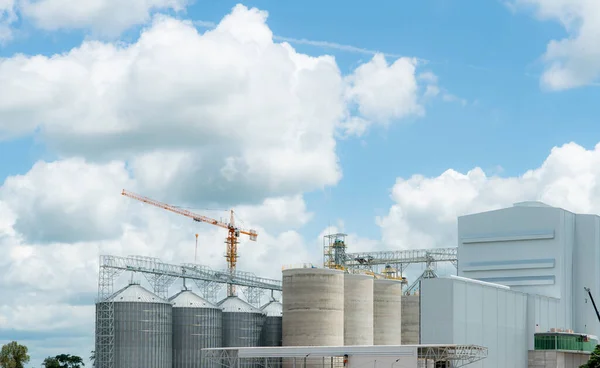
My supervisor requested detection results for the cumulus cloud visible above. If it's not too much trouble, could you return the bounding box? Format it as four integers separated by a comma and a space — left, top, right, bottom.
345, 54, 424, 124
19, 0, 189, 36
513, 0, 600, 90
0, 5, 438, 205
378, 142, 600, 250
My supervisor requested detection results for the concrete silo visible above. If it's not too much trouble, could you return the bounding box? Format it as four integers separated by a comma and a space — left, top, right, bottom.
373, 279, 402, 345
282, 267, 344, 346
218, 296, 265, 347
260, 300, 283, 346
401, 294, 420, 344
169, 289, 222, 368
344, 273, 374, 345
97, 283, 172, 368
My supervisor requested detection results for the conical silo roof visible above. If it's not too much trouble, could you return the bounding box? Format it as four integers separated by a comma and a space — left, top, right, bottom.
260, 300, 282, 317
107, 283, 169, 304
169, 289, 218, 309
217, 296, 263, 314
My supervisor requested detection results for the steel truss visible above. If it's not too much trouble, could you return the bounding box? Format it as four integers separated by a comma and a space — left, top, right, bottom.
344, 247, 458, 295
418, 345, 488, 367
203, 345, 487, 368
95, 254, 281, 368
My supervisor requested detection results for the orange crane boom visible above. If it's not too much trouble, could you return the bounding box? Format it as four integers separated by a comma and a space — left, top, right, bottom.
121, 189, 258, 296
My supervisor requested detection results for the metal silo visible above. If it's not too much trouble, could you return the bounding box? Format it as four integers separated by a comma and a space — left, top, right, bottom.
344, 273, 374, 345
98, 283, 172, 368
260, 300, 282, 346
169, 289, 222, 368
218, 296, 265, 347
218, 296, 265, 368
373, 279, 402, 345
282, 267, 344, 368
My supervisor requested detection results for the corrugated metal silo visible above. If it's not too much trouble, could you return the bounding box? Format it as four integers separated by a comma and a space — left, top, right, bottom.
344, 273, 374, 345
99, 283, 172, 368
373, 279, 402, 345
169, 289, 222, 368
260, 300, 283, 346
218, 296, 265, 347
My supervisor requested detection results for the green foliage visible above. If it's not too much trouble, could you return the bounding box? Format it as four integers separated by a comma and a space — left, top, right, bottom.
581, 345, 600, 367
42, 358, 60, 368
42, 355, 85, 368
0, 342, 30, 368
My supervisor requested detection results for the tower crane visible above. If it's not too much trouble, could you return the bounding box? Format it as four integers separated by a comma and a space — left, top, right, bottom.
121, 189, 258, 296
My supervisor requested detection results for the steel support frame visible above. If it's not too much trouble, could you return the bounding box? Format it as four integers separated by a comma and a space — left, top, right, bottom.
95, 265, 123, 368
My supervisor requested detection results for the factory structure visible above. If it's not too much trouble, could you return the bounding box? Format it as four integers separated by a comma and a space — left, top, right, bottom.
95, 198, 600, 367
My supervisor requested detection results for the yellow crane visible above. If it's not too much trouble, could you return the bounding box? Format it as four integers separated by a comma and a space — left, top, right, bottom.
121, 189, 258, 296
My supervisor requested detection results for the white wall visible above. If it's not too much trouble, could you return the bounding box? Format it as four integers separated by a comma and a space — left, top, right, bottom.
573, 214, 600, 338
457, 202, 574, 330
421, 277, 528, 368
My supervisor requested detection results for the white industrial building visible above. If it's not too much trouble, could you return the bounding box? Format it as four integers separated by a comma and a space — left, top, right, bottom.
420, 201, 600, 367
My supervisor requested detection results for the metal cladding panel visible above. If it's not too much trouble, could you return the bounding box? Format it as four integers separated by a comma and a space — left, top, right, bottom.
172, 306, 222, 368
373, 279, 402, 345
222, 311, 266, 347
421, 277, 529, 368
344, 273, 374, 345
107, 301, 173, 368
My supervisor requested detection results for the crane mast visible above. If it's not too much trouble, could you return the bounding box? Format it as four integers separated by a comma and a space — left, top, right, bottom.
121, 189, 258, 296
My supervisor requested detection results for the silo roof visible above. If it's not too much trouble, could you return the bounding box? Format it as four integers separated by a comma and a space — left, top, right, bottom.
218, 296, 264, 314
169, 290, 218, 309
260, 301, 282, 317
108, 284, 169, 303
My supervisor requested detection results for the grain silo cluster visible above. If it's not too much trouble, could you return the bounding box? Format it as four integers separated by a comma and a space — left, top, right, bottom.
95, 283, 283, 368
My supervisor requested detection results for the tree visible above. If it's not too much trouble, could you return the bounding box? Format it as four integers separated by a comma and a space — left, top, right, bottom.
581, 345, 600, 367
42, 355, 84, 368
42, 358, 60, 368
89, 351, 94, 368
0, 342, 30, 368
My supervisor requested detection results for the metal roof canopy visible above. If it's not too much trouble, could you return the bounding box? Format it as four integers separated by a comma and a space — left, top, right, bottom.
202, 344, 488, 367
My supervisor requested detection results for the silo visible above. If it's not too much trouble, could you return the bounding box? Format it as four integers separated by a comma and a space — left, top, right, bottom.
169, 289, 222, 368
282, 267, 344, 367
260, 300, 283, 346
373, 279, 402, 345
96, 283, 172, 368
218, 296, 265, 347
344, 273, 374, 345
401, 294, 420, 344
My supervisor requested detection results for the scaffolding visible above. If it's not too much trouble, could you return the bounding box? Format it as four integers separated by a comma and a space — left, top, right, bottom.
95, 254, 281, 368
323, 233, 348, 270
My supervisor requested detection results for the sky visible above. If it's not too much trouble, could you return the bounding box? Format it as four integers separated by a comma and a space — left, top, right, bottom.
1, 0, 600, 365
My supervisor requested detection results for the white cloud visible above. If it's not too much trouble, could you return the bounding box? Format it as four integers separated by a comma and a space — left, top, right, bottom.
0, 4, 442, 204
0, 0, 16, 42
378, 142, 600, 250
513, 0, 600, 90
19, 0, 189, 36
345, 54, 424, 124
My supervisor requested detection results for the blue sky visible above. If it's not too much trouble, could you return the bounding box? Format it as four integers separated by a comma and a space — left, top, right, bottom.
2, 0, 600, 366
